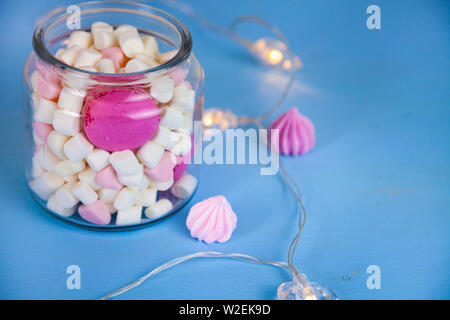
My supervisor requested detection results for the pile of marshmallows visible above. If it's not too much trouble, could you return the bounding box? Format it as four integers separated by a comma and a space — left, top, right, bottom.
29, 22, 198, 226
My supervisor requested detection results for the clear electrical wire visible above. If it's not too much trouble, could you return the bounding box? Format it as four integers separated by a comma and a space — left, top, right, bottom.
99, 0, 335, 300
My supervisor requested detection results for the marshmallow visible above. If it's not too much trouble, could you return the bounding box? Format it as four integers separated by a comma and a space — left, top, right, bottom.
135, 187, 157, 207
144, 199, 173, 219
96, 165, 122, 190
31, 155, 44, 178
114, 187, 138, 211
170, 131, 192, 156
114, 24, 138, 38
54, 48, 66, 60
119, 30, 144, 58
34, 98, 57, 124
149, 178, 173, 191
47, 194, 76, 217
118, 164, 144, 187
136, 141, 164, 168
74, 48, 103, 68
59, 45, 82, 66
99, 188, 120, 203
53, 159, 86, 177
78, 168, 102, 190
105, 202, 117, 214
57, 87, 86, 113
47, 131, 70, 159
144, 151, 176, 182
71, 181, 98, 205
151, 126, 180, 150
31, 93, 40, 112
64, 133, 93, 162
135, 53, 158, 68
91, 21, 114, 33
68, 31, 92, 48
54, 182, 78, 209
86, 148, 110, 171
116, 205, 143, 225
63, 174, 78, 184
93, 30, 117, 50
159, 107, 184, 130
150, 78, 174, 103
29, 171, 65, 200
138, 174, 152, 190
181, 112, 193, 132
109, 150, 140, 176
78, 200, 111, 225
142, 35, 159, 59
158, 50, 178, 63
101, 46, 125, 72
37, 74, 62, 100
171, 173, 197, 199
53, 110, 81, 136
96, 58, 116, 73
37, 145, 61, 171
33, 121, 53, 143
171, 83, 195, 113
30, 71, 39, 91
124, 59, 148, 73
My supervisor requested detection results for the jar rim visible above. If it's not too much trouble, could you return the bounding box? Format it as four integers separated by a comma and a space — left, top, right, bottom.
32, 0, 193, 77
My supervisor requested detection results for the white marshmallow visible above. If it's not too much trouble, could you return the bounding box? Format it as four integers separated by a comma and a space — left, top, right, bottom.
99, 188, 120, 203
30, 71, 39, 91
85, 148, 110, 171
29, 171, 65, 200
31, 155, 44, 178
151, 126, 180, 150
150, 78, 174, 103
171, 174, 197, 199
47, 131, 70, 159
78, 168, 102, 190
171, 83, 195, 113
159, 107, 184, 130
64, 133, 93, 162
170, 131, 192, 156
119, 30, 144, 58
35, 98, 57, 124
93, 30, 116, 50
135, 53, 158, 68
74, 48, 103, 68
54, 182, 78, 209
91, 21, 113, 33
54, 48, 67, 61
136, 174, 151, 190
181, 112, 193, 132
149, 178, 173, 191
109, 150, 140, 176
47, 194, 76, 217
32, 92, 40, 111
114, 187, 138, 211
77, 65, 97, 72
124, 59, 148, 73
142, 35, 159, 59
37, 145, 61, 171
53, 159, 86, 177
53, 110, 81, 136
33, 131, 43, 145
114, 24, 138, 38
68, 31, 92, 48
60, 45, 82, 66
118, 164, 144, 187
96, 58, 116, 73
71, 181, 98, 205
116, 205, 143, 225
136, 141, 164, 168
144, 199, 173, 219
63, 174, 78, 184
135, 187, 157, 206
57, 87, 86, 113
158, 50, 178, 63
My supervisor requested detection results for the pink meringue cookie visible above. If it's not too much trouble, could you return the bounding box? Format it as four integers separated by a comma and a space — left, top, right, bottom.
144, 151, 176, 182
83, 87, 160, 152
186, 195, 237, 244
269, 107, 315, 156
78, 200, 111, 225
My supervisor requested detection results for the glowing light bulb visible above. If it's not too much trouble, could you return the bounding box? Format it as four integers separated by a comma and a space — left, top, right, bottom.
203, 114, 213, 127
250, 37, 301, 70
267, 49, 283, 65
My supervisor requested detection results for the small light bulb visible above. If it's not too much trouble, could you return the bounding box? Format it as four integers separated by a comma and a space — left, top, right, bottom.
203, 114, 213, 127
250, 37, 301, 70
267, 49, 283, 65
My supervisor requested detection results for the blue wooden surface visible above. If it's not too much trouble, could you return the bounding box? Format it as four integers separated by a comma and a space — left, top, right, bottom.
0, 0, 448, 299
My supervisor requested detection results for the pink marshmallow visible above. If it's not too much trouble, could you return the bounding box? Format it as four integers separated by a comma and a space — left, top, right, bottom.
173, 162, 187, 182
37, 73, 62, 100
168, 67, 186, 86
78, 200, 111, 225
96, 165, 123, 190
33, 121, 53, 144
144, 151, 176, 182
101, 47, 125, 72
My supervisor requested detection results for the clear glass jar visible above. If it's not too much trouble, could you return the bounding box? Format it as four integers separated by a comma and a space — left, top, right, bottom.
22, 1, 203, 230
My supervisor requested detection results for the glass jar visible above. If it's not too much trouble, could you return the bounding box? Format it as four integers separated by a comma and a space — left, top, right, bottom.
22, 1, 203, 230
